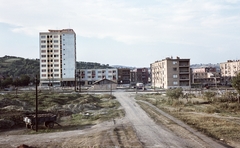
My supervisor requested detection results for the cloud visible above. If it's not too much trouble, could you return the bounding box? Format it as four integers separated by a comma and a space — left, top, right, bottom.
0, 0, 240, 47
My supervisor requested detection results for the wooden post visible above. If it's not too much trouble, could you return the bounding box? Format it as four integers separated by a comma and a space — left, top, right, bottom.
35, 75, 38, 132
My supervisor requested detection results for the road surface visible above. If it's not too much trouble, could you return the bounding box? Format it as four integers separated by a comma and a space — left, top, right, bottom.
114, 91, 227, 148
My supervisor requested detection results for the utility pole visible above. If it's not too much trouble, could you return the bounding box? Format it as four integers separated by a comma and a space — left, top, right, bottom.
75, 69, 77, 92
79, 70, 81, 92
52, 73, 54, 92
35, 75, 38, 132
110, 81, 112, 96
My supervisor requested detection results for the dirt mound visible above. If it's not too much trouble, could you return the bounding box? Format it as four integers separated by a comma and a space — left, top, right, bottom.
80, 95, 101, 104
48, 103, 98, 114
0, 98, 23, 107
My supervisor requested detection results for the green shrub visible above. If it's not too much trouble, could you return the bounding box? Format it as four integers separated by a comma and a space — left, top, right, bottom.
166, 88, 183, 100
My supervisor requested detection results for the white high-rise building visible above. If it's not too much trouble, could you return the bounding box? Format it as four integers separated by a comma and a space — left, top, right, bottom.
39, 29, 76, 86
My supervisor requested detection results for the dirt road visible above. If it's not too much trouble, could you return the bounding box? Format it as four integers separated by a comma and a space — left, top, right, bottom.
0, 91, 228, 148
114, 91, 227, 148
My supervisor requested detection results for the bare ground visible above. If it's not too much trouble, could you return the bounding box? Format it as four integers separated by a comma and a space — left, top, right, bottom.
0, 92, 234, 147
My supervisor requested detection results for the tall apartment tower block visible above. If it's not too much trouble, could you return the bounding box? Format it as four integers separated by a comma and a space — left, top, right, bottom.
151, 57, 190, 89
39, 29, 76, 86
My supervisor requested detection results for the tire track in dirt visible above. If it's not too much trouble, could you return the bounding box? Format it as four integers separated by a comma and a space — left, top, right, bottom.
138, 99, 231, 148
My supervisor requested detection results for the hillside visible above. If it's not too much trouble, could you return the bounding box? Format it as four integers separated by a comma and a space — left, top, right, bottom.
0, 56, 39, 77
0, 56, 113, 77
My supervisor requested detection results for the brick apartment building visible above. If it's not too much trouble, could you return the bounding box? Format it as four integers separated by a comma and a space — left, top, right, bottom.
117, 68, 130, 84
130, 68, 149, 84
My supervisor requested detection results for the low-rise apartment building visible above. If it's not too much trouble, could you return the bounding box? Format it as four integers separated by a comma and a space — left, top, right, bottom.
77, 69, 118, 85
130, 68, 149, 84
151, 57, 190, 89
117, 68, 130, 84
220, 60, 240, 85
192, 67, 221, 87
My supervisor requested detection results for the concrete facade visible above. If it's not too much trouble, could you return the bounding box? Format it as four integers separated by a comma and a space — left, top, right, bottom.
151, 57, 190, 89
192, 67, 221, 87
77, 69, 118, 85
39, 29, 76, 86
220, 60, 240, 85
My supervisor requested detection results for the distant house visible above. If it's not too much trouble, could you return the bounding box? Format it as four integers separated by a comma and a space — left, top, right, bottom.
89, 79, 117, 90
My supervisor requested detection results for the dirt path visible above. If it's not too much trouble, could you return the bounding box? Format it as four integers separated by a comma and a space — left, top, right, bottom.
114, 91, 228, 148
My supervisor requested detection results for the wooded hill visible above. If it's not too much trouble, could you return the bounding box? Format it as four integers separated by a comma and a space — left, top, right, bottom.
0, 56, 113, 77
0, 56, 39, 77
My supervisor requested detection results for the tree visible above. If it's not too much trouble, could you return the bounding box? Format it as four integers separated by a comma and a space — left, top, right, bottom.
13, 77, 20, 87
2, 77, 13, 87
20, 74, 30, 86
231, 72, 240, 103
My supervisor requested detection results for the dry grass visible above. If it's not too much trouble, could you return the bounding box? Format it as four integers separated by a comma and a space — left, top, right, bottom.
178, 113, 240, 142
136, 93, 240, 147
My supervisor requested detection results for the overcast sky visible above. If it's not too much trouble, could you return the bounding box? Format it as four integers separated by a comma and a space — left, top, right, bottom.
0, 0, 240, 67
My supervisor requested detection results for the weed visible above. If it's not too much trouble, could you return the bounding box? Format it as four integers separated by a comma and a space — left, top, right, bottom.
203, 91, 216, 101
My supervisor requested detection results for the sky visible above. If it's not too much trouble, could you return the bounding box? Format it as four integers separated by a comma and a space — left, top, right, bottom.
0, 0, 240, 67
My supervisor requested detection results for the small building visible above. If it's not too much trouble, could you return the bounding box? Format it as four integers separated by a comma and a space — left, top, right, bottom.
77, 68, 118, 86
89, 79, 117, 90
